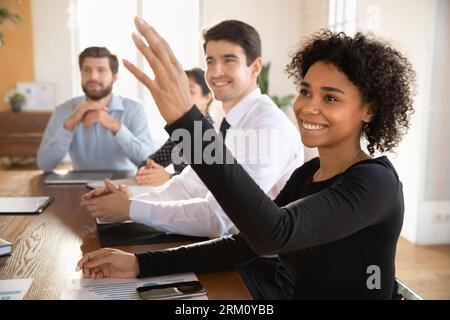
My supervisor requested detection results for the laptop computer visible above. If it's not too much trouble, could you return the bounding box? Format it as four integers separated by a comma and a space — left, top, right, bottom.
0, 196, 54, 215
44, 171, 113, 185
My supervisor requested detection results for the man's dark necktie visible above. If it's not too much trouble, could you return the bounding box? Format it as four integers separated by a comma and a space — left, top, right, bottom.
219, 118, 231, 140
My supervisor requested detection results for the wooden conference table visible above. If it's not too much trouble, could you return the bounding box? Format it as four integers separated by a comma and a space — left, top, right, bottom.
0, 170, 251, 300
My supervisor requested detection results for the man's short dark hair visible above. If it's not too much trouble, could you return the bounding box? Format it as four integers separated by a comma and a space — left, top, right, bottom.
78, 46, 119, 74
203, 20, 261, 66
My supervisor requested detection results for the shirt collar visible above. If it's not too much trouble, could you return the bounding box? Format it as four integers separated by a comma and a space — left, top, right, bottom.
224, 88, 261, 128
107, 94, 124, 112
82, 94, 123, 112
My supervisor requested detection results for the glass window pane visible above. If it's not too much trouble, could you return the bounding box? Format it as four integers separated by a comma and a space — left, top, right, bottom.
344, 20, 356, 36
74, 0, 201, 145
336, 0, 344, 25
142, 0, 200, 144
142, 0, 200, 69
345, 0, 357, 21
329, 0, 336, 27
335, 23, 343, 33
77, 0, 138, 99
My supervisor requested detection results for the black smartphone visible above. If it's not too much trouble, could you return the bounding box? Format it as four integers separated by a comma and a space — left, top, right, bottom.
136, 281, 207, 300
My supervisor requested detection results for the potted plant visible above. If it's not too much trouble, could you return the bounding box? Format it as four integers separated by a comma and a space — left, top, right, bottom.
259, 62, 297, 127
259, 62, 295, 109
0, 7, 21, 48
4, 89, 27, 112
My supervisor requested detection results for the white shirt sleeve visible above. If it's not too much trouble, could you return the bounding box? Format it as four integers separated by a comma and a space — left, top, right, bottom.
132, 166, 209, 202
228, 123, 303, 199
113, 103, 155, 166
36, 107, 75, 172
130, 190, 234, 238
129, 123, 300, 238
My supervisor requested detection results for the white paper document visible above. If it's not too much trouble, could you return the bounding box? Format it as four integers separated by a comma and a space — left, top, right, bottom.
86, 178, 164, 197
62, 272, 207, 300
0, 279, 33, 300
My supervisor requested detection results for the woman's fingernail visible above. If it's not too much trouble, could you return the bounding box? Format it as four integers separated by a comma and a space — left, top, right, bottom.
136, 16, 146, 26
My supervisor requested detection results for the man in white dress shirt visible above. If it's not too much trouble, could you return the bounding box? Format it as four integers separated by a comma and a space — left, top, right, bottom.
80, 20, 303, 238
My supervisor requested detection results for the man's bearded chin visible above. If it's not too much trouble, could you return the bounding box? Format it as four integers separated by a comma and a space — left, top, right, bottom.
82, 82, 113, 101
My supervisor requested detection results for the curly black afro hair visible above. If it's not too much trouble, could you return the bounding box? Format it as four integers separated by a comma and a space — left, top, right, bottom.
287, 30, 416, 154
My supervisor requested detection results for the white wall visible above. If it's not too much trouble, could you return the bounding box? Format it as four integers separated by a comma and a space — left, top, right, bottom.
298, 0, 329, 37
418, 0, 450, 244
357, 0, 450, 244
31, 0, 74, 106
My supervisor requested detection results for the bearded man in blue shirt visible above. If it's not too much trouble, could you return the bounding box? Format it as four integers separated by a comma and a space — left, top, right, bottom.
37, 46, 155, 172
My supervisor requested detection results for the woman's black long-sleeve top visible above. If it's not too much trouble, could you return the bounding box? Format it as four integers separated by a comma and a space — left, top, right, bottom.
136, 107, 404, 299
139, 113, 214, 175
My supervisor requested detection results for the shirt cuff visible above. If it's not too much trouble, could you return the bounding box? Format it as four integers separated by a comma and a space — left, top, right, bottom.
164, 105, 207, 136
135, 251, 166, 278
114, 124, 133, 146
130, 199, 152, 225
135, 253, 150, 278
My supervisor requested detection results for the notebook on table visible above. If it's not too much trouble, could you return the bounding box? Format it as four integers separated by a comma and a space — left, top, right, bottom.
44, 171, 113, 185
0, 238, 12, 256
0, 196, 53, 215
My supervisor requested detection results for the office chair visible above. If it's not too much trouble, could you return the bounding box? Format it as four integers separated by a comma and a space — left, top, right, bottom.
392, 278, 423, 300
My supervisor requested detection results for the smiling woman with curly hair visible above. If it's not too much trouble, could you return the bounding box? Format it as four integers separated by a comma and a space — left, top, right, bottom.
78, 21, 417, 300
287, 30, 415, 155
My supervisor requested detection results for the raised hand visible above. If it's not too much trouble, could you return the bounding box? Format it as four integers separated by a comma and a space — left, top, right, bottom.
123, 17, 192, 124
